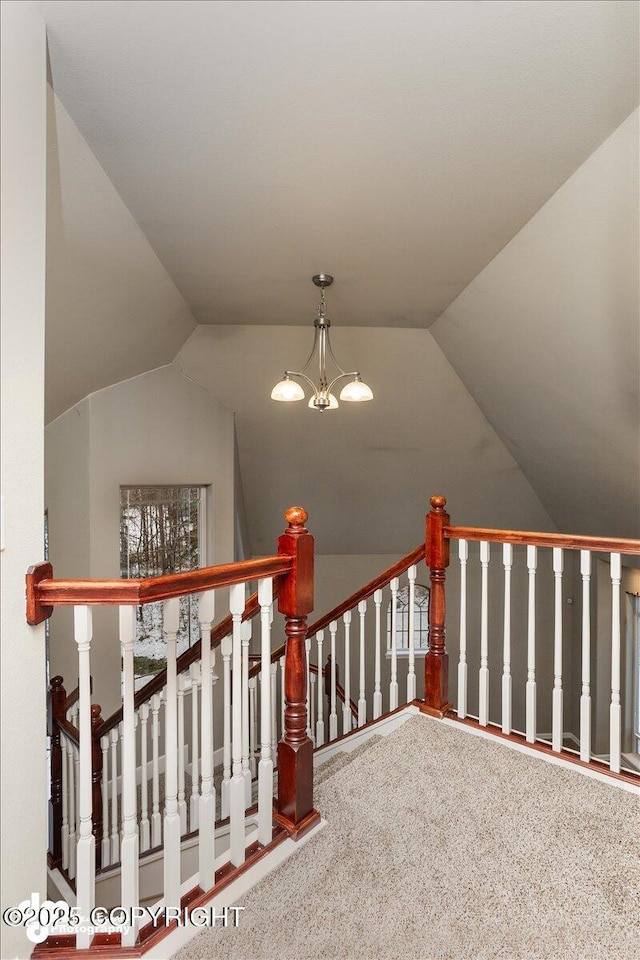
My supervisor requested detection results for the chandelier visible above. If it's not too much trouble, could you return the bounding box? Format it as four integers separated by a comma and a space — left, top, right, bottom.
270, 274, 374, 412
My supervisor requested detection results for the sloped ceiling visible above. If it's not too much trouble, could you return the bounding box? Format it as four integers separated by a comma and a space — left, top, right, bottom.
432, 110, 640, 539
46, 88, 196, 421
37, 0, 638, 330
37, 1, 639, 541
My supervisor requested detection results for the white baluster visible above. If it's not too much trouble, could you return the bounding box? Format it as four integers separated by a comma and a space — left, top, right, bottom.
220, 635, 232, 819
61, 735, 69, 871
342, 611, 352, 735
162, 598, 181, 908
99, 735, 110, 867
150, 693, 162, 847
479, 542, 490, 727
75, 741, 80, 865
501, 543, 513, 734
358, 600, 367, 727
309, 671, 316, 746
389, 578, 399, 711
74, 606, 95, 949
610, 553, 622, 773
552, 548, 564, 752
229, 583, 246, 866
458, 540, 468, 719
139, 703, 150, 853
119, 606, 139, 945
109, 726, 119, 863
580, 551, 592, 762
526, 545, 537, 743
329, 621, 338, 741
257, 577, 273, 845
305, 634, 312, 740
68, 739, 76, 879
177, 675, 187, 834
242, 621, 252, 809
249, 677, 258, 777
197, 590, 216, 893
189, 663, 200, 830
270, 661, 278, 760
315, 631, 325, 746
407, 566, 417, 703
373, 590, 383, 719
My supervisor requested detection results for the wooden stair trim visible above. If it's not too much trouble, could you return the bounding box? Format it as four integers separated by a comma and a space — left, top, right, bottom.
448, 714, 640, 786
34, 824, 288, 959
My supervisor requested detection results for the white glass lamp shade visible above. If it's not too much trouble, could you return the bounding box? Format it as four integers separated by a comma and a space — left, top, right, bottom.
308, 393, 339, 410
339, 378, 373, 402
271, 377, 305, 402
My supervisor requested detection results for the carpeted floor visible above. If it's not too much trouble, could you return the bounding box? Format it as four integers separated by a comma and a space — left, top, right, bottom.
176, 715, 640, 960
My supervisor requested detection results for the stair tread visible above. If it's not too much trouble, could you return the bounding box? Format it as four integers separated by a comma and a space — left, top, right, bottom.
315, 735, 384, 787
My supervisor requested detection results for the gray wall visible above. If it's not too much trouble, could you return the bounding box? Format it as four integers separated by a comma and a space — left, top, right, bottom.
45, 363, 236, 716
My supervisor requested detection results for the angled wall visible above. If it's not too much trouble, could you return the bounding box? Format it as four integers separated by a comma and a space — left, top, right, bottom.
432, 110, 640, 540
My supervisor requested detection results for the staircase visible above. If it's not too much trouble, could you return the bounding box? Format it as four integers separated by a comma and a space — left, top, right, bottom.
23, 495, 640, 958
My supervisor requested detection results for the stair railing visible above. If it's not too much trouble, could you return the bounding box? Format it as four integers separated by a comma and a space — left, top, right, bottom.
250, 542, 427, 747
27, 506, 319, 953
436, 495, 640, 776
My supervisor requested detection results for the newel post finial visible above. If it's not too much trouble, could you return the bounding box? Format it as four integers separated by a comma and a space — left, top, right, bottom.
275, 506, 320, 838
423, 494, 452, 718
284, 506, 308, 532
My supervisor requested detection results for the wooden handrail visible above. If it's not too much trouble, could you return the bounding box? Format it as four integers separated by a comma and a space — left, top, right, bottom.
248, 543, 426, 683
306, 543, 425, 638
26, 555, 292, 624
445, 526, 640, 554
55, 715, 80, 747
96, 589, 270, 739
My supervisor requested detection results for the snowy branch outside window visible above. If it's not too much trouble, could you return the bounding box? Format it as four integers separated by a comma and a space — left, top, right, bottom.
119, 486, 206, 685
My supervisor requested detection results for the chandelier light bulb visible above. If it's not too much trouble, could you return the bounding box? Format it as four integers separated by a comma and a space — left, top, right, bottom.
339, 378, 374, 402
271, 376, 305, 402
269, 274, 374, 412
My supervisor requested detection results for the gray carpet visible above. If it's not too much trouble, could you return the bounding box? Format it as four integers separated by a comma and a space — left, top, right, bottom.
176, 715, 640, 960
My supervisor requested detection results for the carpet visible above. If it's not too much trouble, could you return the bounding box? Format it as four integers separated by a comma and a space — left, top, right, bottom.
176, 715, 640, 960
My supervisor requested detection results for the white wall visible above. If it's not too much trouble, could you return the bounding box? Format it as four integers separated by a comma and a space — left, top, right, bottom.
0, 3, 48, 957
45, 364, 236, 716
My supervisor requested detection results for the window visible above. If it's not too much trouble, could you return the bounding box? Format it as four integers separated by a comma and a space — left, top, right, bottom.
119, 486, 207, 683
386, 583, 429, 657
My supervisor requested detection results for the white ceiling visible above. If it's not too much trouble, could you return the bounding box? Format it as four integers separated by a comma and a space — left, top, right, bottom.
35, 0, 639, 545
37, 0, 638, 328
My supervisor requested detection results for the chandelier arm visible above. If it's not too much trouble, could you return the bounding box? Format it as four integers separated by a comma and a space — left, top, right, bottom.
284, 370, 319, 398
298, 325, 320, 376
327, 371, 360, 394
325, 327, 349, 377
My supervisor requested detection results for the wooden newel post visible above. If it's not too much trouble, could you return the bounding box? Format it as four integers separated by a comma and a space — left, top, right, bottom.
49, 675, 66, 868
91, 704, 104, 870
422, 495, 453, 718
276, 507, 321, 838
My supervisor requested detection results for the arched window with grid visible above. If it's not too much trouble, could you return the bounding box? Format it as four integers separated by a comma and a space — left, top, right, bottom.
386, 583, 429, 656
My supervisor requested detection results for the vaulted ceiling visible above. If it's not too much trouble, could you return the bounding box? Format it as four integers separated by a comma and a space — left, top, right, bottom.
37, 0, 639, 545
